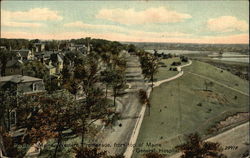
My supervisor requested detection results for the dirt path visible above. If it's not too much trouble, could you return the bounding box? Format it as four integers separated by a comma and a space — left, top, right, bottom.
152, 60, 192, 87
188, 72, 249, 96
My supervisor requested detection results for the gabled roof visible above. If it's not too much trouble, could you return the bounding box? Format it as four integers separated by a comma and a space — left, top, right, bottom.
11, 49, 31, 58
6, 59, 24, 68
0, 75, 42, 83
56, 54, 63, 62
44, 64, 55, 69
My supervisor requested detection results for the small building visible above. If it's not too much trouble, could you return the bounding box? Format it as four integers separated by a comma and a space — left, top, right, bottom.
68, 43, 89, 54
35, 51, 57, 62
11, 49, 34, 61
50, 53, 64, 74
44, 61, 57, 76
33, 43, 45, 52
0, 75, 45, 95
5, 59, 24, 76
0, 75, 46, 130
0, 46, 7, 51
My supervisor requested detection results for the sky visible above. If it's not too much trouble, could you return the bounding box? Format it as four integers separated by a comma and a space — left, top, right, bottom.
1, 0, 249, 44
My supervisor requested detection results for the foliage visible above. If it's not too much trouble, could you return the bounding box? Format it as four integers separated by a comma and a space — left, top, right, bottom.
0, 49, 16, 76
18, 92, 78, 157
144, 152, 165, 158
180, 56, 189, 62
176, 133, 226, 158
171, 61, 181, 66
204, 80, 214, 91
23, 60, 48, 79
138, 51, 159, 88
0, 88, 20, 131
138, 89, 149, 105
0, 129, 25, 157
72, 146, 107, 158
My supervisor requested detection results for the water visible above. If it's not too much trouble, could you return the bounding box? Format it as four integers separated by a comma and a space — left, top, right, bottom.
146, 49, 249, 63
145, 49, 210, 55
212, 57, 249, 63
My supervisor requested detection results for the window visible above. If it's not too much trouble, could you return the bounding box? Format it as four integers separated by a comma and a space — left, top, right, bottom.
33, 83, 38, 91
10, 110, 16, 126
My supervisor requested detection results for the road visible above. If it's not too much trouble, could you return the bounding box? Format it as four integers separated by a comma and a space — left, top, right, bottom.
123, 60, 193, 158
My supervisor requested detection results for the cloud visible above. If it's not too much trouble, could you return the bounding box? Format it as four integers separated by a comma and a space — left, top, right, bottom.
1, 8, 62, 28
96, 7, 191, 25
207, 16, 248, 32
64, 21, 191, 38
64, 21, 127, 32
2, 21, 44, 28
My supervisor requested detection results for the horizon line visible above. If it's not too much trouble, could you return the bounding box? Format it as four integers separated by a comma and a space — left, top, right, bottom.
0, 37, 249, 45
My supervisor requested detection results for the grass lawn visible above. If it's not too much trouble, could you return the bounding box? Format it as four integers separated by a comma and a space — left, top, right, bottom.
133, 60, 249, 158
155, 57, 187, 81
183, 60, 249, 94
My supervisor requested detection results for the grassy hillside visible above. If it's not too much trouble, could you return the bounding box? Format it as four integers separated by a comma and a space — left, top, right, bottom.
155, 57, 186, 81
133, 60, 249, 158
183, 60, 249, 94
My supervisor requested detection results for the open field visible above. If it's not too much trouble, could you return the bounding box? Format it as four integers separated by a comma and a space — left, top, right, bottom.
132, 60, 249, 158
155, 57, 186, 81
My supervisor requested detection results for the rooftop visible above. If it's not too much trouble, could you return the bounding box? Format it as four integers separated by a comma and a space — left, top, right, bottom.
0, 75, 42, 83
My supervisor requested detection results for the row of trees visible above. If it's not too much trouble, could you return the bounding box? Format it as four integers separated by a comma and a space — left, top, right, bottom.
137, 50, 159, 88
0, 85, 120, 157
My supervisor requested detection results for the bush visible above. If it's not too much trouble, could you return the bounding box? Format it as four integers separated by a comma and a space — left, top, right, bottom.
171, 61, 181, 66
180, 56, 189, 62
197, 103, 202, 107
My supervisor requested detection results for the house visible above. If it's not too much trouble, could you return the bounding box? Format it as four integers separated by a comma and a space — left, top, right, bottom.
33, 42, 45, 52
50, 53, 64, 74
0, 75, 45, 129
11, 49, 34, 61
44, 61, 57, 76
68, 43, 90, 54
5, 59, 24, 76
35, 51, 56, 62
0, 75, 45, 94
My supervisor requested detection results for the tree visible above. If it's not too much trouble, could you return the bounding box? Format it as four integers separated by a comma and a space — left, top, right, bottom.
72, 52, 113, 149
100, 68, 113, 98
0, 87, 21, 131
127, 44, 137, 53
204, 81, 214, 91
110, 69, 126, 107
176, 133, 226, 158
72, 146, 107, 158
138, 89, 151, 116
19, 92, 78, 158
23, 60, 48, 79
139, 52, 159, 89
0, 50, 15, 76
0, 89, 26, 157
0, 128, 25, 157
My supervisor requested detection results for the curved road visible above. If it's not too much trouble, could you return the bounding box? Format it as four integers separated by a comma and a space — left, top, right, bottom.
123, 60, 193, 158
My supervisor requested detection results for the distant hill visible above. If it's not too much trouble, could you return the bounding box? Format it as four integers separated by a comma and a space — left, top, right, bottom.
121, 42, 249, 54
